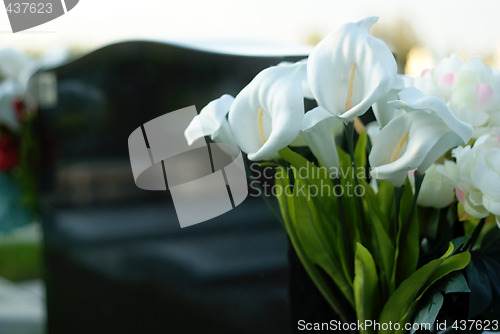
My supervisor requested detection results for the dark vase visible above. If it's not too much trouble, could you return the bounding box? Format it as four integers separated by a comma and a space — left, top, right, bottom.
288, 240, 356, 334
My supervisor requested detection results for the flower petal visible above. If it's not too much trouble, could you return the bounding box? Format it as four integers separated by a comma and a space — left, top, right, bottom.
228, 61, 306, 161
370, 111, 465, 186
185, 94, 234, 145
301, 107, 343, 173
389, 87, 473, 143
307, 16, 397, 121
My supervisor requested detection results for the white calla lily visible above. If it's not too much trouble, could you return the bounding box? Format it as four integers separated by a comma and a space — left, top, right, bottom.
185, 94, 234, 145
370, 90, 473, 186
228, 61, 306, 161
366, 121, 381, 144
393, 87, 473, 143
372, 75, 411, 127
301, 107, 344, 174
307, 16, 397, 121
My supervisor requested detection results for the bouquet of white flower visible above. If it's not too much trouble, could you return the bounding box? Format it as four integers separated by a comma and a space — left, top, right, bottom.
186, 17, 500, 333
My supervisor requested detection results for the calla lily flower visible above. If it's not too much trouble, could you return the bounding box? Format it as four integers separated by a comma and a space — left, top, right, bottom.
372, 75, 412, 127
301, 107, 344, 175
394, 87, 473, 143
185, 94, 234, 145
365, 121, 381, 144
369, 89, 473, 187
307, 16, 397, 121
228, 61, 306, 161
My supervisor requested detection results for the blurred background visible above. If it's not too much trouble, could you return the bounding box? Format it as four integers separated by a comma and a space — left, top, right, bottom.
3, 0, 500, 73
2, 0, 500, 333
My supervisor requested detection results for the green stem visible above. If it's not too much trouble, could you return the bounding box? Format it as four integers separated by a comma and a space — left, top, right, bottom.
333, 177, 355, 284
396, 172, 425, 255
282, 201, 352, 323
461, 218, 486, 252
393, 186, 405, 244
407, 172, 425, 226
344, 122, 367, 241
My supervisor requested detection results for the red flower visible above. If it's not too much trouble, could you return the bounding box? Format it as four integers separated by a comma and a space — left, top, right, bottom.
0, 135, 19, 172
13, 97, 26, 121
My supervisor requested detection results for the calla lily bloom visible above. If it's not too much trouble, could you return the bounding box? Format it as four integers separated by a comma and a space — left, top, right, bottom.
372, 75, 412, 127
228, 61, 306, 161
307, 16, 397, 121
370, 89, 473, 187
394, 87, 473, 143
185, 94, 234, 145
301, 107, 344, 175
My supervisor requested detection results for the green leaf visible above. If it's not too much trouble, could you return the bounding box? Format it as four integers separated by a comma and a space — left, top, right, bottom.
354, 131, 368, 169
277, 149, 355, 306
480, 226, 500, 253
274, 166, 350, 321
443, 273, 471, 294
481, 258, 500, 313
451, 236, 470, 254
356, 175, 395, 298
337, 147, 361, 250
411, 292, 444, 334
291, 169, 354, 305
411, 273, 470, 334
353, 243, 380, 334
379, 244, 471, 334
274, 166, 295, 227
393, 179, 420, 286
465, 258, 493, 318
404, 251, 471, 321
376, 180, 395, 219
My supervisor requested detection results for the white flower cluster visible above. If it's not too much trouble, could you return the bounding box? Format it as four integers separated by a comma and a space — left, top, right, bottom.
454, 134, 500, 227
185, 17, 500, 226
406, 56, 500, 224
0, 48, 67, 132
414, 54, 500, 138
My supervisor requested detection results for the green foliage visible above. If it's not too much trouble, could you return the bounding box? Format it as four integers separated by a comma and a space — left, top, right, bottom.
411, 273, 470, 334
464, 227, 500, 318
379, 244, 470, 334
393, 179, 420, 286
277, 139, 474, 333
354, 243, 381, 334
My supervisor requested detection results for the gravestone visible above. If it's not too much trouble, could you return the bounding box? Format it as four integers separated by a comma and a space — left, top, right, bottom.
31, 40, 307, 334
